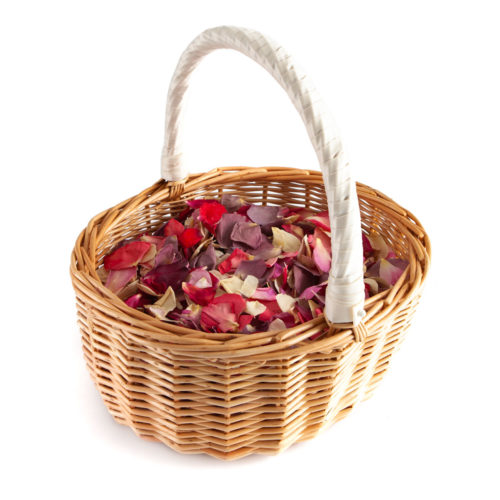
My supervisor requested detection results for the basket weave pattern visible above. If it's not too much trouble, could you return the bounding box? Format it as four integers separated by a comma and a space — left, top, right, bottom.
71, 167, 430, 460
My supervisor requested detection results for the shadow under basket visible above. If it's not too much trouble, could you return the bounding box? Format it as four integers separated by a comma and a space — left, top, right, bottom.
70, 166, 431, 460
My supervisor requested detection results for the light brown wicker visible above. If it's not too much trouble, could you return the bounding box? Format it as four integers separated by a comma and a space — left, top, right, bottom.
70, 27, 430, 460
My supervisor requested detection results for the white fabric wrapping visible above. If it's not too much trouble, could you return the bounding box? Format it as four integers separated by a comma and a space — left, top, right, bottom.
161, 26, 365, 325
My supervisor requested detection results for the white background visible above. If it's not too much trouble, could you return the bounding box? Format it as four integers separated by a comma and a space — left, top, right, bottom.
1, 1, 499, 499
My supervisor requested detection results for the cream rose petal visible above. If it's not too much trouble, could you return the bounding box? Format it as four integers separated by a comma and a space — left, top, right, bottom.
145, 286, 177, 319
240, 275, 259, 298
272, 227, 301, 253
268, 318, 287, 331
276, 293, 296, 312
245, 300, 267, 316
220, 275, 244, 294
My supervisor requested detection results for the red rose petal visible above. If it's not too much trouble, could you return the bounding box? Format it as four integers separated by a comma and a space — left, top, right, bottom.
257, 299, 282, 322
179, 228, 202, 249
103, 241, 152, 271
186, 199, 206, 209
125, 293, 151, 309
182, 282, 217, 306
199, 200, 227, 233
212, 293, 247, 316
238, 314, 253, 330
201, 302, 239, 333
218, 248, 251, 274
164, 218, 185, 237
362, 233, 373, 257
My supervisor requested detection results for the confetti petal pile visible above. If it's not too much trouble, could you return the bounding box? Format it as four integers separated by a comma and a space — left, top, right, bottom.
100, 195, 408, 333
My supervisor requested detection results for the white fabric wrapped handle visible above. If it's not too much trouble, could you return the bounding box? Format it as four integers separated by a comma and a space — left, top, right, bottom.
161, 26, 365, 326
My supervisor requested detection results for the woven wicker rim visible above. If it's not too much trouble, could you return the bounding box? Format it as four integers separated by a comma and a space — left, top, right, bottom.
71, 166, 430, 361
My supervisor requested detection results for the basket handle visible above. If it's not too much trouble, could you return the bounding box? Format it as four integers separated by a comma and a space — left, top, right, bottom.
161, 26, 365, 327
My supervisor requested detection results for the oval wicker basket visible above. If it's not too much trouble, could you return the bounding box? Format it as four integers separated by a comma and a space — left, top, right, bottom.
70, 26, 430, 460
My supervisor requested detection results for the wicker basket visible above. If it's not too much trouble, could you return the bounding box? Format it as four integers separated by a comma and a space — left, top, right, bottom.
70, 26, 430, 460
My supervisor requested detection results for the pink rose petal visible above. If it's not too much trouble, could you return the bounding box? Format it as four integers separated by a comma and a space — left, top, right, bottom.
306, 210, 330, 231
104, 241, 152, 271
251, 287, 277, 301
105, 267, 137, 293
124, 293, 151, 309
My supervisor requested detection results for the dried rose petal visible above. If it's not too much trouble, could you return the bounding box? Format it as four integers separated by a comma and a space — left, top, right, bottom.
380, 258, 407, 285
238, 314, 253, 331
170, 304, 202, 329
199, 200, 227, 233
200, 294, 246, 333
276, 293, 296, 313
362, 233, 373, 257
178, 228, 202, 249
299, 284, 324, 300
282, 224, 304, 239
294, 207, 316, 221
145, 286, 177, 319
220, 275, 244, 294
141, 263, 188, 295
230, 222, 263, 249
182, 271, 218, 306
218, 248, 251, 274
182, 282, 217, 305
247, 205, 280, 225
269, 262, 284, 280
247, 239, 281, 260
272, 227, 301, 253
104, 241, 152, 270
274, 312, 296, 328
237, 204, 251, 217
366, 258, 407, 286
367, 232, 389, 259
212, 293, 247, 316
236, 259, 267, 279
240, 275, 259, 298
364, 278, 379, 296
221, 194, 244, 213
245, 300, 267, 316
257, 300, 282, 322
313, 235, 331, 272
293, 264, 319, 295
116, 279, 139, 300
296, 302, 313, 322
252, 287, 277, 301
140, 235, 167, 249
201, 302, 239, 333
155, 241, 184, 268
186, 199, 206, 209
216, 213, 247, 248
191, 243, 217, 270
268, 318, 287, 331
164, 218, 185, 237
105, 267, 137, 293
306, 210, 331, 231
124, 293, 151, 309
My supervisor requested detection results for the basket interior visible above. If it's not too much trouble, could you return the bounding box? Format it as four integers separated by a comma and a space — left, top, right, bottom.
94, 174, 412, 271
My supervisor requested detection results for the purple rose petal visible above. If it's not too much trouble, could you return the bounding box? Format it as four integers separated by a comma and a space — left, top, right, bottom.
236, 259, 267, 279
191, 243, 217, 270
221, 194, 244, 213
247, 204, 280, 225
216, 213, 247, 248
293, 264, 319, 295
230, 222, 264, 249
141, 262, 188, 294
